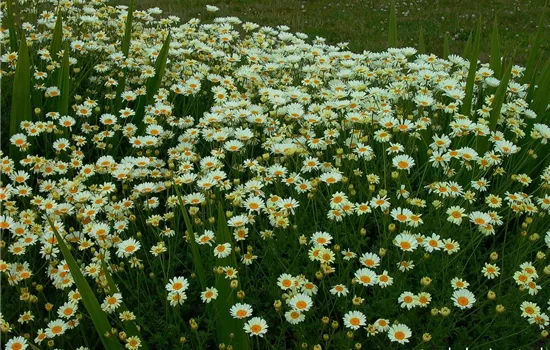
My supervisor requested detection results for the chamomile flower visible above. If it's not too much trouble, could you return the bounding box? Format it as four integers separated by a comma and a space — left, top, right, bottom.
285, 310, 305, 324
244, 317, 268, 337
230, 303, 253, 319
213, 243, 232, 258
398, 291, 418, 309
354, 268, 377, 287
287, 293, 313, 312
451, 289, 476, 309
388, 324, 412, 344
343, 310, 366, 330
166, 276, 189, 293
5, 336, 28, 350
330, 284, 349, 297
481, 263, 500, 279
101, 293, 123, 313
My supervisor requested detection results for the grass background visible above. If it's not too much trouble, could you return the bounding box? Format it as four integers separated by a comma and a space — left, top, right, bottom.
111, 0, 550, 65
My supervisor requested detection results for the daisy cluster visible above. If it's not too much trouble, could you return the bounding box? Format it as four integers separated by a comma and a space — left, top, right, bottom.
1, 0, 550, 348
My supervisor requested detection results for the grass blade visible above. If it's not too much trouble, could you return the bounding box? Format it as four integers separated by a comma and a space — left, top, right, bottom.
461, 20, 481, 117
114, 0, 134, 114
173, 185, 207, 290
47, 217, 124, 349
134, 32, 171, 132
101, 261, 149, 350
388, 0, 398, 48
146, 33, 171, 105
490, 17, 502, 77
443, 32, 450, 59
418, 26, 425, 54
213, 202, 249, 349
523, 5, 546, 87
9, 31, 31, 166
58, 41, 70, 116
462, 31, 473, 59
6, 0, 18, 51
50, 11, 63, 64
531, 57, 550, 124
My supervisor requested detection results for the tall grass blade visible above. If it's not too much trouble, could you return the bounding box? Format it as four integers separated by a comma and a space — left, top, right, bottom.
531, 57, 550, 124
488, 61, 512, 132
114, 0, 134, 115
490, 17, 502, 77
9, 32, 32, 166
50, 11, 63, 64
100, 261, 149, 349
418, 26, 425, 54
173, 185, 207, 289
213, 202, 248, 349
146, 33, 171, 105
47, 218, 124, 349
6, 0, 19, 51
462, 31, 473, 59
388, 0, 398, 48
58, 41, 70, 116
443, 32, 450, 59
523, 5, 546, 88
134, 32, 171, 132
461, 21, 481, 117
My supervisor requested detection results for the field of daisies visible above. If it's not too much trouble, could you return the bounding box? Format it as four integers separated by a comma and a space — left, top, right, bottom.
2, 0, 550, 349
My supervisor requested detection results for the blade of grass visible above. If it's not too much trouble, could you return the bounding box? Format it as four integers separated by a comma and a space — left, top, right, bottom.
462, 31, 473, 59
9, 31, 31, 166
114, 0, 134, 115
418, 26, 425, 54
58, 41, 70, 116
478, 60, 513, 157
388, 0, 397, 48
134, 32, 171, 133
213, 202, 249, 349
100, 261, 149, 350
531, 57, 550, 124
461, 20, 481, 117
490, 17, 502, 78
443, 32, 450, 59
523, 4, 546, 90
46, 217, 124, 349
50, 11, 63, 64
6, 0, 18, 51
173, 185, 207, 290
489, 61, 512, 131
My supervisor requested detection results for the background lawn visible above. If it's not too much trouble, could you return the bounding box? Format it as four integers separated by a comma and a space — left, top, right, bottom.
111, 0, 550, 65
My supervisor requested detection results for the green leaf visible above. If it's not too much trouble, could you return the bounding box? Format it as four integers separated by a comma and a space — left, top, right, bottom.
532, 57, 550, 124
6, 0, 18, 51
146, 33, 171, 105
114, 0, 134, 115
461, 21, 481, 117
523, 4, 546, 89
173, 185, 207, 290
443, 32, 450, 59
388, 0, 398, 48
58, 41, 70, 116
9, 32, 32, 166
490, 17, 502, 77
50, 12, 64, 63
213, 202, 249, 349
477, 60, 513, 157
462, 31, 473, 59
46, 218, 124, 349
418, 27, 425, 54
489, 61, 512, 131
100, 261, 149, 350
134, 32, 171, 132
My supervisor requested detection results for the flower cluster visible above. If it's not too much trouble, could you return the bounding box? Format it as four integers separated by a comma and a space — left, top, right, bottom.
1, 0, 550, 348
